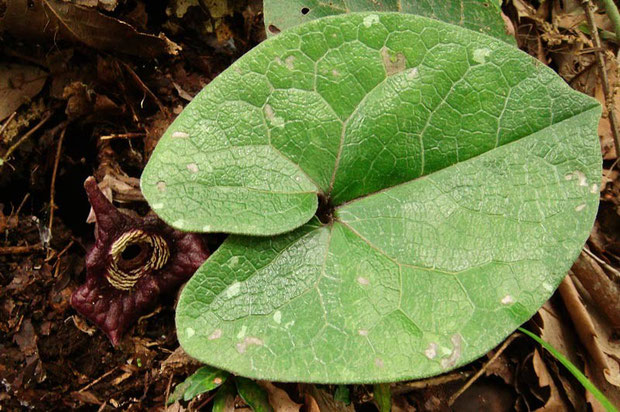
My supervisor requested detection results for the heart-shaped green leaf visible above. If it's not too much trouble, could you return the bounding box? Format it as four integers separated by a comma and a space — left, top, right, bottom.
263, 0, 513, 44
142, 13, 601, 382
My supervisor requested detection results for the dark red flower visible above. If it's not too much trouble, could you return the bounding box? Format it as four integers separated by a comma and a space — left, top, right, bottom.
71, 177, 210, 345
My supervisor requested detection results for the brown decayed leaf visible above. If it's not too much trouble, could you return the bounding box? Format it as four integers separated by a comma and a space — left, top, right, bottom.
0, 64, 47, 122
258, 381, 301, 412
558, 275, 620, 408
571, 251, 620, 329
595, 65, 619, 160
298, 384, 354, 412
531, 349, 568, 411
0, 0, 180, 58
534, 302, 585, 411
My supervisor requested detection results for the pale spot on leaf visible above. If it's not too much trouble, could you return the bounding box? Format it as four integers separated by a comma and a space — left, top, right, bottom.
285, 55, 295, 70
575, 203, 586, 212
273, 310, 282, 324
264, 104, 285, 127
172, 131, 190, 139
358, 329, 369, 336
440, 334, 462, 369
228, 282, 241, 298
357, 276, 370, 285
363, 14, 380, 27
473, 48, 491, 64
185, 327, 195, 338
187, 163, 199, 173
236, 336, 264, 354
424, 342, 438, 359
209, 329, 222, 340
501, 295, 514, 305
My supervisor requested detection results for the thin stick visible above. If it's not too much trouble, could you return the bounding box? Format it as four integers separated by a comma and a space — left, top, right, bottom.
78, 367, 118, 392
448, 333, 521, 406
48, 127, 66, 244
1, 112, 52, 164
0, 112, 17, 138
120, 61, 168, 115
583, 0, 620, 156
100, 132, 145, 141
0, 244, 44, 255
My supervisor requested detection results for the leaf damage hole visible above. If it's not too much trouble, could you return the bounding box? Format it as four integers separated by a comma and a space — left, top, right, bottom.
301, 7, 310, 15
316, 194, 335, 224
381, 47, 406, 76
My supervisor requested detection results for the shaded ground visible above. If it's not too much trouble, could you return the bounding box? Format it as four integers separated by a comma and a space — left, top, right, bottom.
1, 0, 619, 410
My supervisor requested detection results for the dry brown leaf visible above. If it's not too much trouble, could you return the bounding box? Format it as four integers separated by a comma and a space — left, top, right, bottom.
511, 0, 538, 21
304, 394, 321, 412
299, 384, 354, 412
0, 0, 180, 58
70, 390, 102, 405
595, 66, 619, 160
572, 251, 620, 328
534, 302, 585, 411
532, 349, 569, 411
258, 381, 301, 412
67, 0, 118, 11
584, 360, 620, 412
0, 64, 47, 122
559, 275, 620, 389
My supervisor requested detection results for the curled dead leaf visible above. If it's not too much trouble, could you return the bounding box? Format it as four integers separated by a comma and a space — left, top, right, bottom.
0, 0, 180, 58
0, 64, 47, 122
559, 275, 620, 389
258, 381, 301, 412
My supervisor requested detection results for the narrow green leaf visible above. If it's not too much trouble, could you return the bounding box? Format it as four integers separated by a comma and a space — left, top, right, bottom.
183, 366, 228, 402
263, 0, 513, 43
519, 327, 618, 412
213, 380, 237, 412
333, 385, 351, 404
236, 377, 274, 412
373, 383, 391, 412
167, 366, 228, 404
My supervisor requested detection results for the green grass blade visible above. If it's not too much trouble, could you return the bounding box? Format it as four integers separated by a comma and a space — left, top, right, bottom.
518, 327, 618, 412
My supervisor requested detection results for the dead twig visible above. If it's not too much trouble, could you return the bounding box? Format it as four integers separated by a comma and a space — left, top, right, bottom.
100, 132, 145, 140
47, 127, 67, 256
448, 333, 521, 406
0, 112, 17, 139
119, 61, 168, 116
583, 0, 620, 157
0, 112, 52, 165
78, 367, 118, 392
392, 371, 471, 395
0, 244, 44, 255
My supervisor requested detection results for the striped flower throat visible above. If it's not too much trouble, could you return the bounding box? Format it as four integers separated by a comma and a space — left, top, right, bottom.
107, 229, 170, 290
